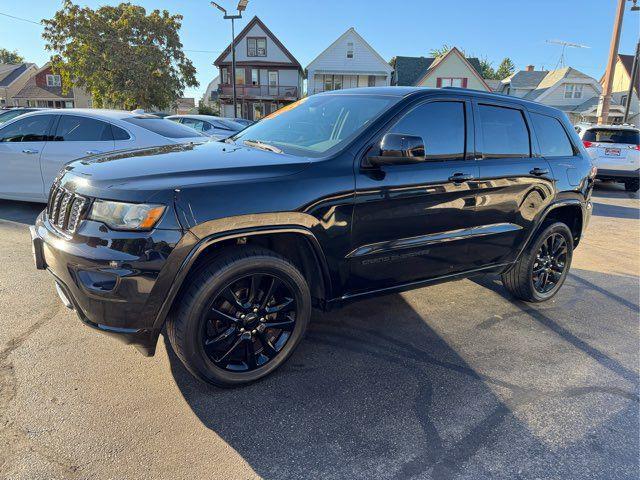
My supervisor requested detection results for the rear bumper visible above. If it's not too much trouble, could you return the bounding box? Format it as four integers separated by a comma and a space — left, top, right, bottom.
31, 211, 196, 356
596, 168, 639, 180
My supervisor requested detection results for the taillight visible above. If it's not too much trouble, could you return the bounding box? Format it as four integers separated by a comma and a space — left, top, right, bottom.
632, 144, 640, 151
582, 140, 593, 148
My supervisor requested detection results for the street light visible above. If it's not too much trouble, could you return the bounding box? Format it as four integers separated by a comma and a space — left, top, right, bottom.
211, 1, 249, 118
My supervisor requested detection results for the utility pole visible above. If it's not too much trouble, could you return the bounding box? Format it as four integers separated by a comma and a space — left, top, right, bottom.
623, 40, 639, 124
211, 2, 248, 118
598, 0, 627, 124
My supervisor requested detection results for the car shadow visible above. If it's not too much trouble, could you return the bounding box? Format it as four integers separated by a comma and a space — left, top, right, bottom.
164, 269, 639, 479
591, 202, 639, 219
592, 181, 639, 200
0, 199, 44, 225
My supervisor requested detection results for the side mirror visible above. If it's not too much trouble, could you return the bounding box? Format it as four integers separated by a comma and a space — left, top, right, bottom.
367, 133, 426, 167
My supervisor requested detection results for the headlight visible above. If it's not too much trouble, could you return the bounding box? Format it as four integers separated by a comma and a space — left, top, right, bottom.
88, 200, 166, 230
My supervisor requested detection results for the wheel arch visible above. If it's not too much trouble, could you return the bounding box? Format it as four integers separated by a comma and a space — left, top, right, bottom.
152, 224, 332, 331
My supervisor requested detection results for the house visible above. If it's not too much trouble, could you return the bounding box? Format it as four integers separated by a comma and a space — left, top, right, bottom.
201, 75, 221, 110
391, 47, 492, 91
174, 97, 196, 115
12, 63, 92, 109
600, 53, 639, 125
214, 16, 303, 120
498, 65, 606, 124
305, 27, 392, 95
0, 63, 38, 107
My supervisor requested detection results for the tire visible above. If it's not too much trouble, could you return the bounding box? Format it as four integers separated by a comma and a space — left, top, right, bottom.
624, 178, 639, 192
167, 247, 311, 387
501, 222, 573, 303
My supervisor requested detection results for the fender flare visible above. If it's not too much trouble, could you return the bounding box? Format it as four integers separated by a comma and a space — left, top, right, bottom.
151, 213, 332, 331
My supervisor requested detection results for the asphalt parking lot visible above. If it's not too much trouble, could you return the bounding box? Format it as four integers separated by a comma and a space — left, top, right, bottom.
0, 182, 638, 480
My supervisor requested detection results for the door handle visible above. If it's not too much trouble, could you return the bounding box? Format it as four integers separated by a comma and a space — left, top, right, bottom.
530, 167, 550, 176
85, 150, 102, 155
22, 149, 39, 154
448, 172, 475, 183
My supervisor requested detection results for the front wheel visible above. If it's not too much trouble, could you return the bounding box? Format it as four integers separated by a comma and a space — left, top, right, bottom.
501, 222, 573, 302
167, 247, 311, 387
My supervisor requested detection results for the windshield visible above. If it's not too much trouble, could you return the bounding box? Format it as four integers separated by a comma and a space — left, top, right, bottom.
583, 128, 639, 144
0, 110, 33, 124
230, 94, 399, 157
124, 116, 206, 139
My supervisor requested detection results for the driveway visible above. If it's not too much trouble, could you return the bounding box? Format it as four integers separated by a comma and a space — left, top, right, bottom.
0, 182, 638, 479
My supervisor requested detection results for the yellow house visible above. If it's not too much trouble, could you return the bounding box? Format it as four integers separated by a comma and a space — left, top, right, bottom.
602, 53, 639, 125
414, 47, 492, 91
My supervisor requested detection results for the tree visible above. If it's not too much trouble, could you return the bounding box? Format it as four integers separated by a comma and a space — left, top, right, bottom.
198, 103, 219, 116
42, 1, 198, 110
478, 58, 496, 79
495, 58, 515, 80
0, 48, 24, 64
429, 44, 459, 58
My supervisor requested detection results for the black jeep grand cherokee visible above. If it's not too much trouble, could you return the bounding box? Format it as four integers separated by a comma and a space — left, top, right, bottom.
31, 87, 594, 387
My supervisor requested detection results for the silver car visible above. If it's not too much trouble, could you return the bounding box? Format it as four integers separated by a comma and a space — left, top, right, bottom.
0, 109, 207, 202
166, 114, 244, 140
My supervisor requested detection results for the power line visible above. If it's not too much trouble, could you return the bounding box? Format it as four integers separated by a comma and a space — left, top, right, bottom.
0, 11, 220, 54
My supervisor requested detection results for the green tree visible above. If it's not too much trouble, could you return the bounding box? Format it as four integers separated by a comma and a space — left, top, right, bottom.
495, 57, 515, 80
429, 44, 458, 58
0, 48, 24, 64
42, 1, 198, 110
478, 58, 496, 79
198, 103, 219, 116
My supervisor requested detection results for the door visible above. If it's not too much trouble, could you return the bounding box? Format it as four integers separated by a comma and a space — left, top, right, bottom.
0, 114, 56, 201
471, 101, 554, 267
40, 115, 116, 191
349, 99, 480, 294
268, 71, 278, 96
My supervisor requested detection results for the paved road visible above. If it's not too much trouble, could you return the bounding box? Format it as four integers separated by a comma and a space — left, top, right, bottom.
0, 182, 638, 480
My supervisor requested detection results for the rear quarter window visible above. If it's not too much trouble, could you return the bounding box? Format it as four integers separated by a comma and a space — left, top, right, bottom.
123, 116, 206, 139
531, 113, 575, 157
582, 128, 639, 144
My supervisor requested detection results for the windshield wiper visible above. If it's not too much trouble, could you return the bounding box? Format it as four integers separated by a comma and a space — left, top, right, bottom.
242, 139, 283, 154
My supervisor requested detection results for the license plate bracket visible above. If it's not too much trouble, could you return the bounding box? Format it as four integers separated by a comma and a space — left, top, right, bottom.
605, 147, 621, 156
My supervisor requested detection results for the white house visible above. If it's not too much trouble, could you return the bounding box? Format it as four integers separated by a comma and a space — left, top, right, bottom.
498, 66, 606, 124
306, 27, 392, 95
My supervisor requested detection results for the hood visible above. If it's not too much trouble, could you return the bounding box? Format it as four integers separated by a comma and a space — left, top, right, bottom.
59, 141, 312, 201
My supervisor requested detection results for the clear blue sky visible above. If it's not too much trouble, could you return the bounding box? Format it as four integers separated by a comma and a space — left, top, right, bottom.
1, 0, 638, 101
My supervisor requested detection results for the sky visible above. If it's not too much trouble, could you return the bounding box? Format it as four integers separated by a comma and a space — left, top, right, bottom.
1, 0, 639, 101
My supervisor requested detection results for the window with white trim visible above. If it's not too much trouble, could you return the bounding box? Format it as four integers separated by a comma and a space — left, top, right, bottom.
46, 74, 61, 87
247, 37, 267, 57
439, 77, 464, 88
346, 42, 354, 59
221, 68, 228, 84
564, 84, 583, 99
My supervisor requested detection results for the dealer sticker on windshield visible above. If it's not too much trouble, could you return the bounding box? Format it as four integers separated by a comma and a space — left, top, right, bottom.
605, 148, 621, 156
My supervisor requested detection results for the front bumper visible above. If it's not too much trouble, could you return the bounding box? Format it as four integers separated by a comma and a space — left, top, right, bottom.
31, 211, 196, 356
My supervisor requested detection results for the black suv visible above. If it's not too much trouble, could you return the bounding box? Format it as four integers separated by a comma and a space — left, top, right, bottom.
31, 87, 594, 387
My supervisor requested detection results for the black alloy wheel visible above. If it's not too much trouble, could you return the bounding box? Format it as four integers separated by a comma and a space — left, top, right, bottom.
202, 273, 297, 372
531, 232, 568, 294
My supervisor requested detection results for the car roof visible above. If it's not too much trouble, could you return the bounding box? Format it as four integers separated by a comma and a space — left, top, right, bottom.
166, 114, 225, 121
17, 108, 151, 122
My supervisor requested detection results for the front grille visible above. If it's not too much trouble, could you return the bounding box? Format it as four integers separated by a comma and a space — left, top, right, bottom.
47, 184, 88, 234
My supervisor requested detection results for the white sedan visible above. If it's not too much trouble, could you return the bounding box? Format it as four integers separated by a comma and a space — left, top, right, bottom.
0, 109, 207, 202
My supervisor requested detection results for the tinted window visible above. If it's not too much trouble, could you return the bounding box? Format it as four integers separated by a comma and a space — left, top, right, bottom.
0, 109, 36, 124
217, 119, 243, 130
181, 118, 206, 132
478, 104, 530, 158
0, 115, 54, 142
124, 116, 206, 139
111, 125, 131, 140
54, 115, 112, 141
583, 128, 639, 145
389, 101, 465, 160
531, 113, 574, 157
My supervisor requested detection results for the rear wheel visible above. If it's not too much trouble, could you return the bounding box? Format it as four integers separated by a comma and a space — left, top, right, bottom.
624, 178, 639, 192
167, 247, 311, 387
501, 222, 573, 302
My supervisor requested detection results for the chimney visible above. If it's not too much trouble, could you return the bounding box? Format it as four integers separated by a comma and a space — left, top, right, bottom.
525, 65, 535, 72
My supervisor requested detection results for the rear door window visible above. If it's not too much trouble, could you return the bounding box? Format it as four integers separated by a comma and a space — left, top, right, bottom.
531, 113, 575, 157
478, 104, 530, 158
54, 115, 113, 141
582, 128, 639, 145
0, 115, 55, 142
123, 116, 206, 139
389, 101, 466, 160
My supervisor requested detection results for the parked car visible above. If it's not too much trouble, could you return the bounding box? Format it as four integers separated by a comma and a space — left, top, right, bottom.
31, 87, 594, 387
575, 123, 639, 192
166, 114, 243, 139
0, 107, 43, 125
231, 118, 255, 127
0, 109, 207, 202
